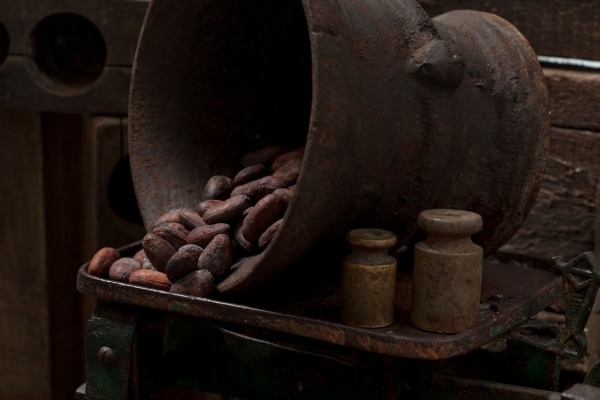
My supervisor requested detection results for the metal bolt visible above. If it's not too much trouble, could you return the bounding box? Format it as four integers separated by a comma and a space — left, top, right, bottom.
98, 346, 116, 366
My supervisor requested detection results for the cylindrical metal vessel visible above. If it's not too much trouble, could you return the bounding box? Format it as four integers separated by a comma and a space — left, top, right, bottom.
341, 229, 397, 328
411, 209, 484, 333
128, 0, 550, 294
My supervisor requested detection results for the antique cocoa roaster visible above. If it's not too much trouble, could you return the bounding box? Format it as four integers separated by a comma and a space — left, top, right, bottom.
77, 0, 600, 399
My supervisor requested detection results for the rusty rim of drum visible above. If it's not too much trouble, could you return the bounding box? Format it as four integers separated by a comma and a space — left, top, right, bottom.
129, 1, 549, 294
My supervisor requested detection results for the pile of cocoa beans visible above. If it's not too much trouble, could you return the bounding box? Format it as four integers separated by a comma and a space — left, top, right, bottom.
87, 144, 303, 298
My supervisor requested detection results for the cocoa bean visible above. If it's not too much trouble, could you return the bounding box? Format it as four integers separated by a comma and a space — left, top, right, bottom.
197, 234, 232, 278
240, 144, 289, 167
230, 175, 286, 201
242, 193, 284, 243
152, 209, 182, 227
152, 222, 188, 250
202, 194, 251, 224
129, 269, 172, 291
234, 219, 259, 254
178, 208, 206, 230
109, 257, 141, 282
166, 249, 198, 282
273, 158, 301, 186
88, 247, 120, 277
202, 175, 234, 200
178, 243, 203, 262
272, 187, 293, 208
196, 199, 223, 217
133, 248, 148, 267
271, 146, 304, 171
142, 232, 176, 272
233, 164, 268, 186
142, 259, 157, 270
170, 269, 215, 297
187, 223, 230, 248
258, 218, 283, 250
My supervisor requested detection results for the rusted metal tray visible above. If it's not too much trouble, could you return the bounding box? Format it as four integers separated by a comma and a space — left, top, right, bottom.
77, 243, 562, 360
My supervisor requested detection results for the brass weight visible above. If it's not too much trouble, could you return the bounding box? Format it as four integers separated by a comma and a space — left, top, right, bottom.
411, 209, 484, 334
341, 228, 397, 328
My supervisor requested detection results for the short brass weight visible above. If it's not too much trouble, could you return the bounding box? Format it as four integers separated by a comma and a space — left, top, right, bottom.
341, 228, 398, 328
411, 209, 484, 334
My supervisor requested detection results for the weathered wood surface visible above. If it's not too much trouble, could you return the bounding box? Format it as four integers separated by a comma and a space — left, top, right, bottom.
0, 0, 148, 113
418, 0, 600, 61
501, 126, 600, 261
0, 109, 51, 400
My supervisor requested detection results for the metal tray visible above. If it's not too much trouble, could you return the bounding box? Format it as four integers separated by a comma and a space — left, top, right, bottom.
77, 243, 561, 360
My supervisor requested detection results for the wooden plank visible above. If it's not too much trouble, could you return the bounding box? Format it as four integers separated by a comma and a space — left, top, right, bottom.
0, 109, 51, 400
543, 68, 600, 132
501, 127, 600, 261
417, 0, 600, 61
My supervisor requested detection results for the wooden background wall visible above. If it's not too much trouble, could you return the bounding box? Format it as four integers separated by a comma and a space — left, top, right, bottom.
1, 1, 600, 399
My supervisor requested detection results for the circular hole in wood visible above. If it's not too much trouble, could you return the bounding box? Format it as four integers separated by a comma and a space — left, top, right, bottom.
30, 13, 106, 90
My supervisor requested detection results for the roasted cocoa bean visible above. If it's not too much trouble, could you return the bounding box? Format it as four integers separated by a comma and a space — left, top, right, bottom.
230, 175, 286, 201
129, 269, 172, 291
178, 208, 206, 229
202, 194, 251, 224
133, 248, 148, 267
142, 232, 177, 272
152, 209, 182, 228
240, 144, 289, 167
166, 249, 198, 282
273, 158, 301, 186
272, 187, 293, 208
88, 247, 120, 277
152, 222, 188, 249
187, 223, 231, 248
196, 199, 223, 217
202, 175, 234, 200
109, 257, 141, 282
258, 218, 283, 250
234, 219, 259, 253
197, 234, 232, 278
142, 259, 157, 270
233, 164, 268, 186
178, 243, 203, 261
271, 147, 305, 171
242, 193, 284, 243
170, 269, 215, 297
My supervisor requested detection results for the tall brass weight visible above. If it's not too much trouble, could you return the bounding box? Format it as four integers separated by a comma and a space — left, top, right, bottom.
411, 209, 484, 334
341, 228, 397, 328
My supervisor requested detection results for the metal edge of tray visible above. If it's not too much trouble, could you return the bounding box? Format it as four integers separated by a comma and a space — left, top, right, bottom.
77, 256, 562, 360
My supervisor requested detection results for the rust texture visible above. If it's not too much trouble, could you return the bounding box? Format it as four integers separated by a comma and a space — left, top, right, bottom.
128, 0, 550, 293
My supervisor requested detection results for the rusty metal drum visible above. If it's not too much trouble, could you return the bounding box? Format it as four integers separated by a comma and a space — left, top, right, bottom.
128, 0, 550, 293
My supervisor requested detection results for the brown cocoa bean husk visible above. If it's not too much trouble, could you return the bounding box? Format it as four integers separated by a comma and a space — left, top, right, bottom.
187, 223, 231, 248
258, 218, 283, 250
271, 147, 305, 171
197, 234, 232, 278
178, 208, 207, 230
178, 243, 203, 262
166, 249, 198, 283
230, 175, 286, 201
203, 194, 252, 225
152, 222, 188, 249
242, 193, 284, 243
109, 257, 141, 282
273, 158, 301, 186
170, 269, 215, 297
240, 144, 289, 167
202, 175, 234, 200
88, 247, 120, 277
141, 259, 157, 270
142, 232, 176, 272
129, 269, 172, 291
233, 164, 268, 186
196, 199, 223, 217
